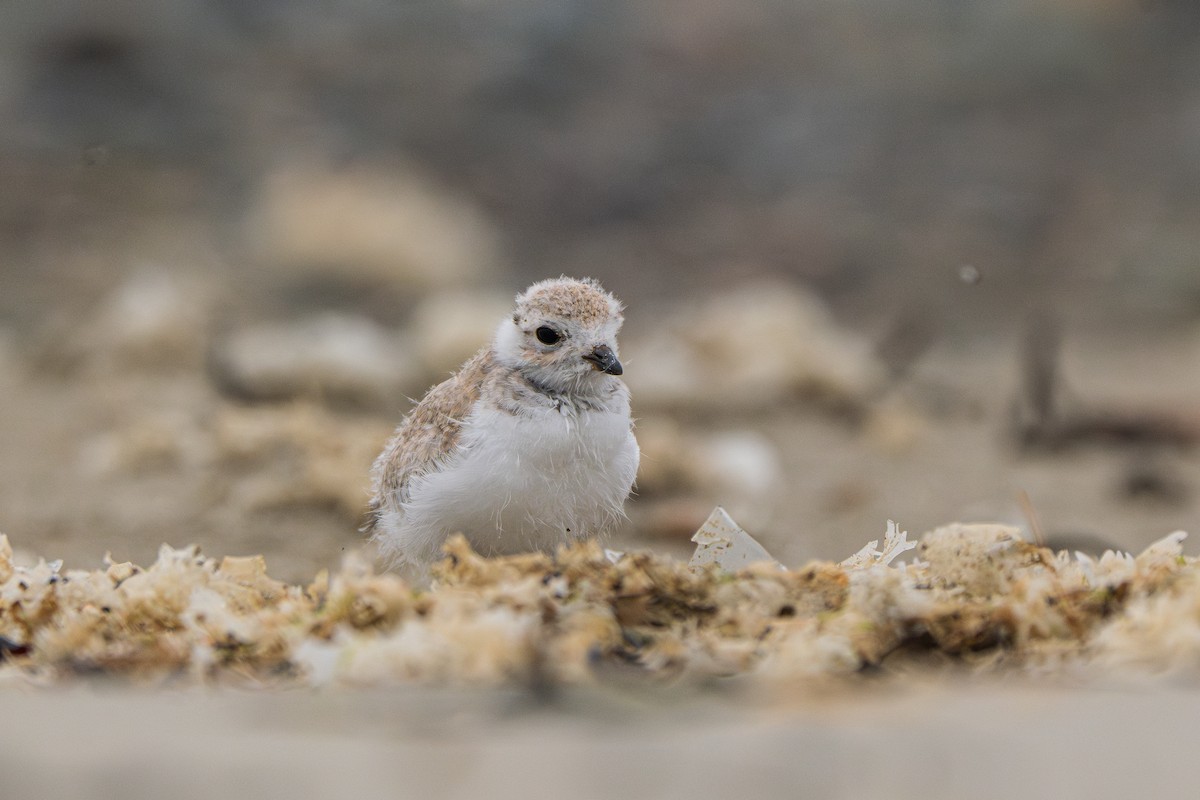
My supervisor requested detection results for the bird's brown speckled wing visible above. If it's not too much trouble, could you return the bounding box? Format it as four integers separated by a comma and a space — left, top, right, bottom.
366, 349, 493, 530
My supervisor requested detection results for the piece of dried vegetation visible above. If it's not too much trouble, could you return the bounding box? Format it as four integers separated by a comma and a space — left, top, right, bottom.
0, 523, 1198, 688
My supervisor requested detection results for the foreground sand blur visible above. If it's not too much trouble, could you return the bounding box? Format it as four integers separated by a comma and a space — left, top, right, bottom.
1, 681, 1194, 799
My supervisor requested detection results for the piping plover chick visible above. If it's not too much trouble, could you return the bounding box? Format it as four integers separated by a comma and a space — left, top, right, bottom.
367, 277, 639, 567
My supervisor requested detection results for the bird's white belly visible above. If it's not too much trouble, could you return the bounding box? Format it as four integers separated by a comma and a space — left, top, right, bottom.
401, 406, 638, 561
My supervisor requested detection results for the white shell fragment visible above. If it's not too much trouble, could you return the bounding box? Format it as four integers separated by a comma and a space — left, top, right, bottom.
689, 506, 782, 571
841, 520, 918, 570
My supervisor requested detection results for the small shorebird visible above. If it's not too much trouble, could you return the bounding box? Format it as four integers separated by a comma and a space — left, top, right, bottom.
367, 277, 639, 567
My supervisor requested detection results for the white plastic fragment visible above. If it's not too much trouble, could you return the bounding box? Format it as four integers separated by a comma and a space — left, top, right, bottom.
689, 506, 782, 571
1071, 530, 1190, 589
1138, 530, 1188, 561
841, 520, 917, 570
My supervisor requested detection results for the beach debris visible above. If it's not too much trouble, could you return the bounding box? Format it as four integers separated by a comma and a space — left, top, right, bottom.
1, 523, 1200, 688
408, 290, 514, 378
35, 269, 211, 373
635, 421, 781, 503
74, 402, 391, 523
209, 313, 418, 408
689, 506, 782, 571
247, 160, 502, 287
840, 520, 917, 570
623, 281, 884, 413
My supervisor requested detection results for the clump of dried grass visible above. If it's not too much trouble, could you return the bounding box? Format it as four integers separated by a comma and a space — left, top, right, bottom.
0, 523, 1196, 688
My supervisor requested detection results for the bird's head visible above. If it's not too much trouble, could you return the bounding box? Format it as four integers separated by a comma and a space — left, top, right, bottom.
494, 276, 626, 394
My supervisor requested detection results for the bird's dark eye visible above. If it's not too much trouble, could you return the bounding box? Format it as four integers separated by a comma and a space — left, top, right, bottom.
535, 326, 561, 345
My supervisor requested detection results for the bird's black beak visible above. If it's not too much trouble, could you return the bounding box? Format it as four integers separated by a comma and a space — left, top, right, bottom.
583, 344, 623, 375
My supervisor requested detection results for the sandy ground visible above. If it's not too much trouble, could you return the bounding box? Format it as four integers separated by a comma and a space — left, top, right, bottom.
2, 320, 1198, 581
1, 680, 1194, 799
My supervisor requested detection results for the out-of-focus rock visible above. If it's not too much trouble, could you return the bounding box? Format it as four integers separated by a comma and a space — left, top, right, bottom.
630, 418, 694, 496
635, 419, 781, 500
210, 313, 419, 409
77, 410, 214, 477
37, 270, 211, 373
408, 290, 512, 378
212, 403, 392, 523
247, 161, 503, 287
634, 419, 781, 536
70, 400, 391, 525
863, 401, 926, 454
695, 431, 783, 498
624, 281, 884, 412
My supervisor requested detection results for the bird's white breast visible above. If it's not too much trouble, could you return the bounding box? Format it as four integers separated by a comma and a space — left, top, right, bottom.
396, 402, 639, 562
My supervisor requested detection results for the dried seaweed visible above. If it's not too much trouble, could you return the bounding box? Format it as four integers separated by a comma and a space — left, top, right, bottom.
1, 521, 1198, 688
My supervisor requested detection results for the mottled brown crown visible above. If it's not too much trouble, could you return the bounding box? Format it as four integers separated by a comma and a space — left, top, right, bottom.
516, 277, 621, 327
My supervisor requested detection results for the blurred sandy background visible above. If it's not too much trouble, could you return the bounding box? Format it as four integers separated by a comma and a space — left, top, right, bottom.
3, 0, 1200, 581
3, 2, 1200, 796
